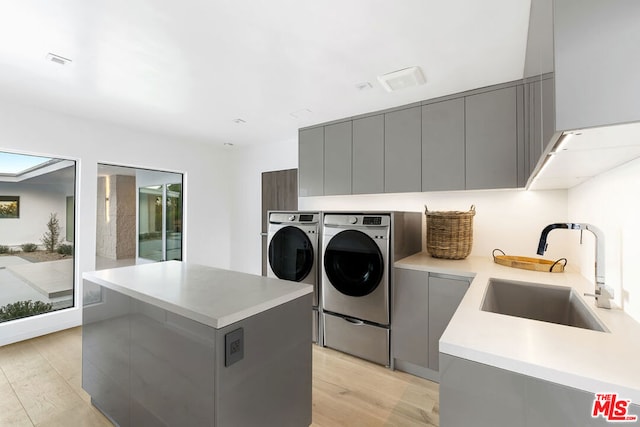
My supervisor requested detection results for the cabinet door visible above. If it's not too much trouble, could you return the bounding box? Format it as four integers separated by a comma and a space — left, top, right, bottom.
392, 268, 428, 368
428, 274, 469, 371
527, 77, 556, 176
465, 86, 520, 190
554, 0, 640, 130
352, 115, 384, 194
422, 98, 465, 191
384, 107, 422, 193
298, 127, 324, 196
324, 121, 352, 195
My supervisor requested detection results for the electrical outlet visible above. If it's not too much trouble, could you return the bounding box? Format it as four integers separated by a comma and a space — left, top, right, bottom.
225, 328, 244, 367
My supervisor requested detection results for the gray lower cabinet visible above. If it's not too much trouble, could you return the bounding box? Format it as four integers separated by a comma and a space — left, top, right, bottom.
465, 85, 523, 190
422, 98, 465, 191
352, 114, 384, 194
392, 268, 429, 368
298, 127, 324, 196
384, 106, 422, 193
427, 274, 470, 371
83, 286, 312, 427
323, 121, 352, 195
392, 268, 470, 381
440, 353, 640, 427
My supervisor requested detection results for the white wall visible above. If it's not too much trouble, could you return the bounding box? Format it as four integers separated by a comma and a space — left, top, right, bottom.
0, 182, 68, 247
300, 189, 570, 261
228, 138, 298, 274
568, 157, 640, 322
0, 100, 232, 345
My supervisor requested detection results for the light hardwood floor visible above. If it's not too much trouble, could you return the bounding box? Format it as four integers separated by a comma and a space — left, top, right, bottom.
0, 327, 439, 426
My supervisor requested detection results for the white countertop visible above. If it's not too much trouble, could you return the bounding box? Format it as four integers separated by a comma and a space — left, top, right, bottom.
395, 252, 640, 402
82, 261, 313, 329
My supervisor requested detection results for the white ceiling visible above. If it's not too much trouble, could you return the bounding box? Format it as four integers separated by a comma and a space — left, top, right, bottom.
0, 0, 532, 147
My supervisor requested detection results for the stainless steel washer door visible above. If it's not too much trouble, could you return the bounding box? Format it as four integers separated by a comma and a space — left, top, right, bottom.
268, 226, 314, 282
323, 230, 384, 297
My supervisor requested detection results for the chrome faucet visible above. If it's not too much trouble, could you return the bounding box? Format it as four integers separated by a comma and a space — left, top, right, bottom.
537, 223, 613, 309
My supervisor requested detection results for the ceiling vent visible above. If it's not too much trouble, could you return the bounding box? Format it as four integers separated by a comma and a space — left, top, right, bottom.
377, 66, 426, 92
46, 53, 72, 66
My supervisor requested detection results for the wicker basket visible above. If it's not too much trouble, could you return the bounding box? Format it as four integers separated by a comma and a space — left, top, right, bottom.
425, 205, 475, 259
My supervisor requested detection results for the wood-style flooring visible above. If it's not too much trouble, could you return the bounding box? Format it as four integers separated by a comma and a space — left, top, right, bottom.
0, 327, 439, 426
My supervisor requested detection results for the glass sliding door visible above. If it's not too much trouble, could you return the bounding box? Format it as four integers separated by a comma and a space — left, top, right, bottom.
138, 182, 182, 262
165, 183, 182, 261
138, 185, 164, 261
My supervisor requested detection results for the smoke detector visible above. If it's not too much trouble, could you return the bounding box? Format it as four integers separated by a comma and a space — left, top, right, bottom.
377, 66, 426, 92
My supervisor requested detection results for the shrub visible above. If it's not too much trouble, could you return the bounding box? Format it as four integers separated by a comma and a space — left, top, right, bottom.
41, 213, 61, 253
21, 243, 38, 252
0, 300, 53, 322
57, 244, 73, 256
0, 245, 9, 254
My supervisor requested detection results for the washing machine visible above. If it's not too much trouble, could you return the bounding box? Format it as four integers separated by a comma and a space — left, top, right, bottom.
267, 211, 320, 342
321, 212, 421, 366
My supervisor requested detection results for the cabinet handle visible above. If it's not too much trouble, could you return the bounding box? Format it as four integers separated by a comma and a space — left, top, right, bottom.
344, 317, 365, 326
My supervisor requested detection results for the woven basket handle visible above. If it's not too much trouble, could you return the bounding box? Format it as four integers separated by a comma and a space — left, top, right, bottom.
425, 204, 476, 214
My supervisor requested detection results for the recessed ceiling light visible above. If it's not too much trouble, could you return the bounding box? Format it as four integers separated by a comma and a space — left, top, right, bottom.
232, 118, 246, 124
377, 66, 426, 92
46, 53, 72, 66
355, 82, 373, 91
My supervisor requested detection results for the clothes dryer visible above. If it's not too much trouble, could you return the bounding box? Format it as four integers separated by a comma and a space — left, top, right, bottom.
321, 212, 421, 366
267, 211, 320, 342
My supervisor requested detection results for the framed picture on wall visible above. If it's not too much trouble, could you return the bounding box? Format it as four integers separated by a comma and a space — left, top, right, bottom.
0, 196, 19, 218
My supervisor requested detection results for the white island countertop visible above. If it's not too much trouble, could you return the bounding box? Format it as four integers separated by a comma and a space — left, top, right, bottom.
82, 261, 313, 329
395, 252, 640, 402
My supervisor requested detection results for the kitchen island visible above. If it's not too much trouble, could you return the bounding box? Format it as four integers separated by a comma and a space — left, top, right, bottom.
82, 261, 313, 427
396, 253, 640, 426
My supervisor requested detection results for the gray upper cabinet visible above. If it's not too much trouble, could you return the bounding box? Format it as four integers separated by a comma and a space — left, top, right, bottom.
384, 107, 422, 193
465, 86, 521, 190
422, 98, 465, 191
554, 0, 640, 131
427, 274, 470, 371
323, 121, 352, 195
298, 127, 324, 197
352, 115, 384, 195
299, 80, 530, 196
526, 76, 556, 176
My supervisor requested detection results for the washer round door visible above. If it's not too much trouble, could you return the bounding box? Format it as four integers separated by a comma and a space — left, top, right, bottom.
268, 226, 314, 282
323, 230, 384, 297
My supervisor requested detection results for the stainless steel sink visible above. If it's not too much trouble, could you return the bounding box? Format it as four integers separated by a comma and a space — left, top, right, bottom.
481, 278, 609, 332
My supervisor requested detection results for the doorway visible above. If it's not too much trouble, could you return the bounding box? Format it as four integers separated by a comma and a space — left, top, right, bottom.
95, 164, 183, 269
261, 168, 298, 276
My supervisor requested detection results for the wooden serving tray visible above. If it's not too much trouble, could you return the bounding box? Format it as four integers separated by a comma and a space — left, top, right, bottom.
492, 249, 566, 273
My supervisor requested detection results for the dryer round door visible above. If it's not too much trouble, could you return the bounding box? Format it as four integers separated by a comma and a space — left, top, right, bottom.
268, 226, 314, 282
323, 230, 384, 297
